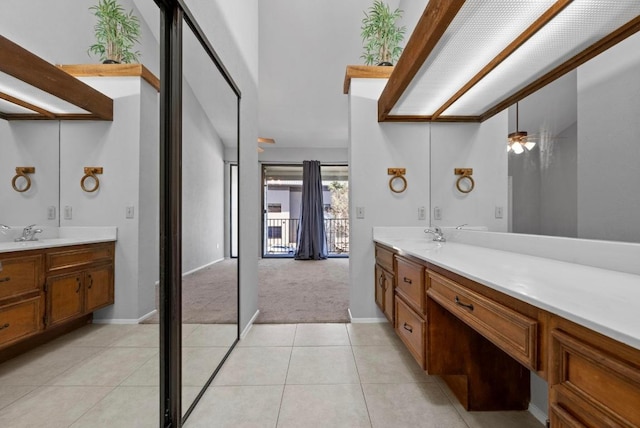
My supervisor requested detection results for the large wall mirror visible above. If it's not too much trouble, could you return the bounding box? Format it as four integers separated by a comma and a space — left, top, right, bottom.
507, 31, 640, 243
180, 12, 240, 418
0, 0, 239, 424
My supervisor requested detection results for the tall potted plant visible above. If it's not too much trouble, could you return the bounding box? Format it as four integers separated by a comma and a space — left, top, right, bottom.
360, 0, 406, 66
88, 0, 141, 64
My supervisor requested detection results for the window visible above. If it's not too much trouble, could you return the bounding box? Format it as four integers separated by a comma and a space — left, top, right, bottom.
268, 203, 282, 213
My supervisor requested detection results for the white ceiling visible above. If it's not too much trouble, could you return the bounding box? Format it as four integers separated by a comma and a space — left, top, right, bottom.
258, 0, 400, 149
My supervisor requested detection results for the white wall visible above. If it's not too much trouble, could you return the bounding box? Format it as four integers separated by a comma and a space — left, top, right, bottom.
181, 79, 226, 273
431, 115, 509, 231
349, 79, 430, 319
577, 32, 640, 243
0, 121, 59, 228
60, 78, 157, 321
259, 147, 348, 164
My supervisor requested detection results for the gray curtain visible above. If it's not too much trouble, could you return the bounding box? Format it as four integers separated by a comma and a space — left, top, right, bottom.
295, 160, 328, 260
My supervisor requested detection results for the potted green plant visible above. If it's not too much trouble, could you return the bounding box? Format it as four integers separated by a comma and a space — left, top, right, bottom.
360, 0, 406, 66
88, 0, 141, 64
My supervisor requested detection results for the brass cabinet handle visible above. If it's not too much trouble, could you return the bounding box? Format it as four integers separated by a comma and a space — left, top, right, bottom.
76, 277, 82, 293
455, 296, 474, 311
378, 274, 384, 286
0, 276, 10, 283
88, 275, 93, 289
403, 322, 413, 333
403, 277, 412, 284
0, 323, 9, 331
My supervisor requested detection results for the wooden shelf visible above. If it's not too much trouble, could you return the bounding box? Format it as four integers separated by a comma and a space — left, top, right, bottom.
343, 65, 394, 95
58, 64, 160, 92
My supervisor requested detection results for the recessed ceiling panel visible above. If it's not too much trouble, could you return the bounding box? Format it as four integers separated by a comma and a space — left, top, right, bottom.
390, 0, 556, 116
444, 1, 640, 116
0, 97, 38, 114
0, 71, 89, 115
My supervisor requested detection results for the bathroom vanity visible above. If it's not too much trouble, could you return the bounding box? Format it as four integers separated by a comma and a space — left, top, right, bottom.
0, 232, 116, 362
374, 228, 640, 427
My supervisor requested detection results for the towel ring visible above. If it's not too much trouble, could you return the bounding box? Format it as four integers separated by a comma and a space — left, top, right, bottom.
81, 167, 103, 193
388, 168, 407, 194
454, 168, 474, 194
12, 167, 35, 193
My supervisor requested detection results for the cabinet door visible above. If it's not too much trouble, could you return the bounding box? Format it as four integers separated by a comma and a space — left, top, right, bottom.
46, 273, 83, 327
375, 264, 386, 312
383, 270, 394, 325
85, 264, 114, 313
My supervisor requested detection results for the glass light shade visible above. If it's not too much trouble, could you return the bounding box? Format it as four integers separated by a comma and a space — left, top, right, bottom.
524, 141, 536, 150
512, 142, 524, 154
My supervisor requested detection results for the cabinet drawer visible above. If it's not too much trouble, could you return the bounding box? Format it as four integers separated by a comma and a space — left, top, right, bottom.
0, 254, 42, 299
0, 297, 41, 347
395, 257, 425, 313
375, 244, 394, 272
427, 272, 537, 370
395, 296, 426, 369
550, 329, 640, 427
46, 243, 114, 273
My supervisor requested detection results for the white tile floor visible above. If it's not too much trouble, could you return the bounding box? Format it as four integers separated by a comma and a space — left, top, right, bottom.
0, 322, 543, 427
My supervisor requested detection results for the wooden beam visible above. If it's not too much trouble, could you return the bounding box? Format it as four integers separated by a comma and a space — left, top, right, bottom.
377, 0, 465, 122
383, 115, 482, 122
59, 64, 160, 92
479, 14, 640, 122
0, 35, 113, 120
0, 91, 55, 118
432, 0, 572, 120
343, 65, 394, 94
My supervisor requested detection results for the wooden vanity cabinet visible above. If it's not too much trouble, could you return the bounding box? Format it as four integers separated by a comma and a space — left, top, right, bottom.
374, 244, 395, 325
548, 319, 640, 428
0, 253, 44, 348
0, 241, 114, 359
45, 243, 114, 328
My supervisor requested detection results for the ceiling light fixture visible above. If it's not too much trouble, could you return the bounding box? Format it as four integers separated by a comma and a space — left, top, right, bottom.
507, 102, 536, 154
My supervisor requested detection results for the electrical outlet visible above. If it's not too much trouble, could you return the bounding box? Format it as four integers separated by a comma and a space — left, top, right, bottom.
47, 206, 56, 220
356, 206, 365, 219
495, 206, 504, 219
125, 206, 135, 219
64, 205, 72, 220
418, 206, 426, 220
434, 206, 442, 220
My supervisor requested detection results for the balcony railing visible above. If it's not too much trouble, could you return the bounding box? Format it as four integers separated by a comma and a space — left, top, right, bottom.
264, 218, 349, 256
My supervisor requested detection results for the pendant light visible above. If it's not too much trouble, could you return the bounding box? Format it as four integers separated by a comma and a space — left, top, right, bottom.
507, 102, 536, 153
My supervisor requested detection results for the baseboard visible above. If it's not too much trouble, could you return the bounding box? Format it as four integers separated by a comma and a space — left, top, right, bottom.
240, 310, 260, 339
348, 308, 387, 323
528, 402, 548, 426
182, 258, 225, 277
137, 309, 157, 323
93, 318, 140, 325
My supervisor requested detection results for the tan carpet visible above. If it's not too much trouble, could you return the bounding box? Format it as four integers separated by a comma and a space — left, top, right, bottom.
143, 258, 349, 324
256, 258, 349, 323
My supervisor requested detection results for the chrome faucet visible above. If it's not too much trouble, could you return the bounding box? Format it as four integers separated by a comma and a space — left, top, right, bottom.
0, 224, 10, 233
15, 224, 42, 242
424, 226, 446, 242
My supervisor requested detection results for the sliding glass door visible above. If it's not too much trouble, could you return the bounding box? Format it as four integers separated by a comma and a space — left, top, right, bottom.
261, 164, 349, 258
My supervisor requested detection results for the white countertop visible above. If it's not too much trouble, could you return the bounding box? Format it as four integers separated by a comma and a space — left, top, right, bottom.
0, 227, 117, 253
374, 232, 640, 351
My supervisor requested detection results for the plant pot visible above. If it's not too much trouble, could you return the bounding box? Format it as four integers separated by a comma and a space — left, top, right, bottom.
377, 61, 393, 66
102, 59, 120, 64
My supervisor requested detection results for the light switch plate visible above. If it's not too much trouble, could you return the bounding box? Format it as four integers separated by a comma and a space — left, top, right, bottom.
47, 206, 56, 220
434, 206, 442, 220
64, 205, 72, 220
495, 206, 504, 219
356, 206, 365, 219
126, 206, 135, 219
418, 206, 426, 220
